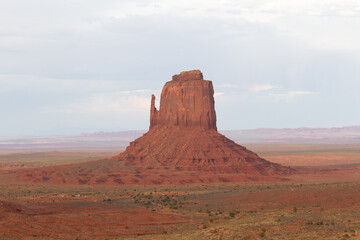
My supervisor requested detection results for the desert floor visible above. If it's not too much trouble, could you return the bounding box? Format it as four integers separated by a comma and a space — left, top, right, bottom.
1, 144, 360, 239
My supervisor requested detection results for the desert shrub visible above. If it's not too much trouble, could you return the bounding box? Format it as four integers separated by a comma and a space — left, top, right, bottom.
259, 228, 266, 238
229, 212, 235, 218
170, 205, 178, 210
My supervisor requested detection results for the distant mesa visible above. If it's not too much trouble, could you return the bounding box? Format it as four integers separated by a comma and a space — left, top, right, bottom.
118, 70, 291, 176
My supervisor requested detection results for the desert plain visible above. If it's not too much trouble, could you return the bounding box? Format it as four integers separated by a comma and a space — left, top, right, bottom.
1, 142, 360, 240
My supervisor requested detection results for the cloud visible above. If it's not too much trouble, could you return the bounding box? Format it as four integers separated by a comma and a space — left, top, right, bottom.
270, 90, 319, 99
250, 84, 277, 93
0, 74, 125, 93
217, 84, 238, 88
214, 92, 224, 97
120, 89, 153, 94
0, 0, 359, 135
287, 91, 318, 96
248, 84, 318, 99
45, 90, 153, 114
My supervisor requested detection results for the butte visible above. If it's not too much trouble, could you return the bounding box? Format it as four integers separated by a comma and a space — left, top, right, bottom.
117, 70, 291, 176
15, 70, 292, 185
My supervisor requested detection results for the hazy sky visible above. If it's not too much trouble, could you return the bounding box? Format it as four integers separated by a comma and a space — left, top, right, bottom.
1, 0, 360, 136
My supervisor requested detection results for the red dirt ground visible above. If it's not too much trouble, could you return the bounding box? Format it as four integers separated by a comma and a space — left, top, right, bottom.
1, 144, 360, 239
4, 153, 360, 186
0, 197, 186, 239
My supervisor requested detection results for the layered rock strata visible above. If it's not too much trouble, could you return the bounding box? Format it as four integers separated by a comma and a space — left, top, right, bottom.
150, 70, 216, 130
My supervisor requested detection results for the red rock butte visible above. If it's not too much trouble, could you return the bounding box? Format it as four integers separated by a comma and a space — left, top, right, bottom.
150, 70, 216, 130
120, 70, 291, 176
14, 70, 292, 185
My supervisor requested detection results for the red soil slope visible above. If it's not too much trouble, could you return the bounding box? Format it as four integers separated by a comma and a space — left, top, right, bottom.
121, 126, 289, 175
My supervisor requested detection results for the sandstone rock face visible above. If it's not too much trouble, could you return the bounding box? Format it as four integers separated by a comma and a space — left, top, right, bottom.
150, 70, 216, 130
121, 70, 291, 176
172, 70, 204, 81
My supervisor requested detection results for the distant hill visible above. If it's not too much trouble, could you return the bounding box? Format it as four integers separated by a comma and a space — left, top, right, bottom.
222, 126, 360, 143
80, 130, 145, 138
1, 126, 360, 151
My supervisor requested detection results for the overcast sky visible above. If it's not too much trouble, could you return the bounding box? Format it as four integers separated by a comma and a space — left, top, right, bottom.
1, 0, 360, 136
